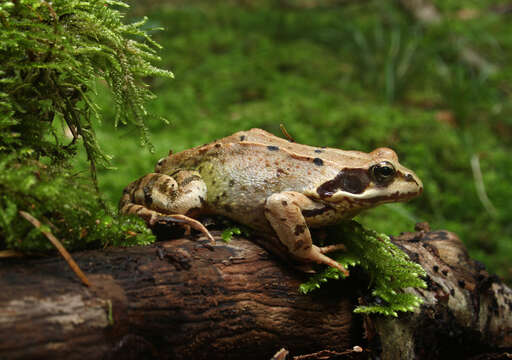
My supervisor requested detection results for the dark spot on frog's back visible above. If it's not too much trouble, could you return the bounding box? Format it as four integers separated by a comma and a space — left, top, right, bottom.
317, 168, 370, 197
240, 135, 246, 141
267, 145, 279, 151
294, 224, 306, 235
294, 239, 305, 250
314, 149, 324, 153
313, 158, 323, 166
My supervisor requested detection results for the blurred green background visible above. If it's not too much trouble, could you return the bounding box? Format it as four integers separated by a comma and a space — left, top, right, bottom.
81, 0, 512, 281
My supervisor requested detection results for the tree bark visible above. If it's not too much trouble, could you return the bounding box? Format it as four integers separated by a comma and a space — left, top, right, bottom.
0, 227, 510, 359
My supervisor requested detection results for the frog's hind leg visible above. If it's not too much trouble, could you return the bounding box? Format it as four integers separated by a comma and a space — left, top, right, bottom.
119, 172, 214, 243
264, 191, 349, 276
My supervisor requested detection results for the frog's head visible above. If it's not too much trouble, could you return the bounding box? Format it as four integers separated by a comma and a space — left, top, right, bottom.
316, 147, 422, 208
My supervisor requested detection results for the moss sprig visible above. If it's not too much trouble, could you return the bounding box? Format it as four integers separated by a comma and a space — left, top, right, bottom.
300, 221, 427, 317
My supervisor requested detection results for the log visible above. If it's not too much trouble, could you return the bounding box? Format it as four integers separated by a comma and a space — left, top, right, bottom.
0, 227, 510, 359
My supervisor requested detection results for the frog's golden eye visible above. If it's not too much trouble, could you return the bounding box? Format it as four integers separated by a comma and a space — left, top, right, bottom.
370, 161, 396, 184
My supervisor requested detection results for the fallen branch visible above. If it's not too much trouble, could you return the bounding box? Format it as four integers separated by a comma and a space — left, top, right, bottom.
0, 228, 510, 359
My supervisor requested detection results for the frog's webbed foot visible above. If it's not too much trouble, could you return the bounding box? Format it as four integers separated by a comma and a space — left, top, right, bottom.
264, 191, 349, 276
120, 172, 214, 244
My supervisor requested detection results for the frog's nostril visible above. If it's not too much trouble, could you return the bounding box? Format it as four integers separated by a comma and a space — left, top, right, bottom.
404, 173, 414, 182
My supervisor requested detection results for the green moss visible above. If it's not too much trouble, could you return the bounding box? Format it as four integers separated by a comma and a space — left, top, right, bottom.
0, 0, 170, 251
0, 155, 154, 251
221, 227, 241, 243
300, 221, 427, 317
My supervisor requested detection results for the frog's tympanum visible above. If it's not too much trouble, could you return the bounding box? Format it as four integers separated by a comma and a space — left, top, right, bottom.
120, 128, 422, 275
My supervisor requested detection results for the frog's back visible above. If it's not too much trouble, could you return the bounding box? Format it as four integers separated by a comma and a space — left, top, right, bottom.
156, 129, 350, 229
224, 129, 373, 164
160, 128, 373, 170
174, 139, 336, 205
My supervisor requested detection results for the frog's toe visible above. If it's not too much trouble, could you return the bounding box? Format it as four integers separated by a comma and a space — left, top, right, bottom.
168, 214, 216, 244
318, 243, 347, 254
309, 246, 349, 276
328, 260, 349, 277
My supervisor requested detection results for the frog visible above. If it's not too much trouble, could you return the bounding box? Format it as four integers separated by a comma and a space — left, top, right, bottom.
119, 128, 423, 275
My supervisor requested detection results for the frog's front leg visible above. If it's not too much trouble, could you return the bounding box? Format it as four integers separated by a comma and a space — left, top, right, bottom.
264, 191, 349, 276
119, 171, 214, 243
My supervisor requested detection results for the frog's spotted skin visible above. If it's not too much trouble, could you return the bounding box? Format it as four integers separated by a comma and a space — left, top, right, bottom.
120, 128, 423, 274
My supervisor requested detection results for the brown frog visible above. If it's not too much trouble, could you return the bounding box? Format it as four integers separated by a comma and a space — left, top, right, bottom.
120, 128, 423, 275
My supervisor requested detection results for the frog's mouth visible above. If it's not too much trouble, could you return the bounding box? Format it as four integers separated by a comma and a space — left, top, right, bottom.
355, 188, 423, 205
325, 188, 420, 206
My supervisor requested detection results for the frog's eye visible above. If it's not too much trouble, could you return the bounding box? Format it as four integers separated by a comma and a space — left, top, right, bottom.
370, 161, 396, 184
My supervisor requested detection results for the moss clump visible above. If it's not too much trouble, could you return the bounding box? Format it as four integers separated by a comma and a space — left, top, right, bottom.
0, 0, 172, 251
300, 221, 426, 317
0, 155, 154, 252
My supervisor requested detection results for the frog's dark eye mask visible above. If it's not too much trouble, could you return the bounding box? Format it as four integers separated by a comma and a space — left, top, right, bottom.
317, 161, 399, 198
370, 161, 396, 184
317, 168, 371, 197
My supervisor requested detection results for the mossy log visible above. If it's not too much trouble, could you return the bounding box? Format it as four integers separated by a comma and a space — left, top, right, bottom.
0, 228, 510, 360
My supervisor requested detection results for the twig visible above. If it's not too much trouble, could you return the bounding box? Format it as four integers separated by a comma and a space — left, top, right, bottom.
293, 346, 364, 359
270, 348, 289, 360
470, 154, 497, 217
280, 123, 295, 142
0, 249, 24, 258
19, 211, 91, 287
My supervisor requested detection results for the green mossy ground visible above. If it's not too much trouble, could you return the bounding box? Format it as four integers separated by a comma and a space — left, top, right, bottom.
81, 1, 511, 283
